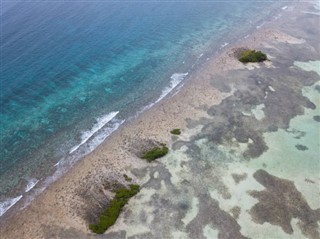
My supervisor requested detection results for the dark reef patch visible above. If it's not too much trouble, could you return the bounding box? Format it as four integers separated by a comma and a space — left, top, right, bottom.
186, 194, 248, 239
243, 136, 268, 158
313, 115, 320, 122
232, 173, 247, 184
305, 178, 315, 184
295, 144, 309, 151
305, 100, 316, 110
249, 169, 320, 239
286, 128, 306, 139
230, 206, 241, 220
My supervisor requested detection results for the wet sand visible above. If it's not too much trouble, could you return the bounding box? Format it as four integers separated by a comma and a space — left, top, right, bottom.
1, 2, 319, 239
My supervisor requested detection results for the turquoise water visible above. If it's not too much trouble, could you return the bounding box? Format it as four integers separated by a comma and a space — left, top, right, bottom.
0, 1, 284, 216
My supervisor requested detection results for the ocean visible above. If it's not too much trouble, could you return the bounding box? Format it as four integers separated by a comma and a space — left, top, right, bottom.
0, 1, 285, 217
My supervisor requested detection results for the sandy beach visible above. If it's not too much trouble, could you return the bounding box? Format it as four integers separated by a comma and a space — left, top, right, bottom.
1, 2, 319, 239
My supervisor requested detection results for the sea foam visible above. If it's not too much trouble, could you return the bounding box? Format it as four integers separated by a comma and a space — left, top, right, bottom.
57, 114, 123, 184
220, 42, 229, 48
84, 118, 125, 155
155, 73, 188, 104
0, 195, 23, 217
69, 111, 119, 153
138, 72, 188, 114
25, 178, 39, 193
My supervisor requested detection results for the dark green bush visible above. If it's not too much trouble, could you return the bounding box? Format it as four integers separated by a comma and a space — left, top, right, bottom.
170, 129, 181, 135
141, 144, 169, 162
123, 174, 132, 182
89, 184, 140, 234
239, 50, 267, 63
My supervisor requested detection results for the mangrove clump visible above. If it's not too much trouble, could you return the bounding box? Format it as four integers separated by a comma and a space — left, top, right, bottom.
141, 144, 169, 162
238, 49, 267, 63
89, 184, 140, 234
170, 128, 181, 135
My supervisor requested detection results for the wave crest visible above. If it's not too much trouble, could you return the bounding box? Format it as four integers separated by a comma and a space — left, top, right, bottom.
69, 111, 119, 153
0, 195, 23, 217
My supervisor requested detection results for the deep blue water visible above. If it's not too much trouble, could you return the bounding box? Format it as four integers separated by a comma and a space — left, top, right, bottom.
0, 1, 284, 216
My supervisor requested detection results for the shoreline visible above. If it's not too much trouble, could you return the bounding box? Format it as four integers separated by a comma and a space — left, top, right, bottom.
1, 2, 319, 238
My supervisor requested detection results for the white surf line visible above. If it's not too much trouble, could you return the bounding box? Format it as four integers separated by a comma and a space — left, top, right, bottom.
69, 111, 119, 153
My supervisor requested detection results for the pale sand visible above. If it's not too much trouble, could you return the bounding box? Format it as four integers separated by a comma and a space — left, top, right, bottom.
0, 3, 316, 238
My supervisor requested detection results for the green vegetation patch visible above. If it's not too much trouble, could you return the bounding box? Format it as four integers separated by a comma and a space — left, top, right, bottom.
170, 128, 181, 135
89, 184, 140, 234
123, 174, 132, 182
238, 50, 267, 63
141, 144, 169, 162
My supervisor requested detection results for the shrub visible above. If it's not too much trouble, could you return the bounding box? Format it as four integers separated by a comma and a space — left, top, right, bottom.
238, 50, 267, 63
170, 129, 181, 135
141, 144, 169, 162
123, 174, 132, 182
89, 184, 140, 234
